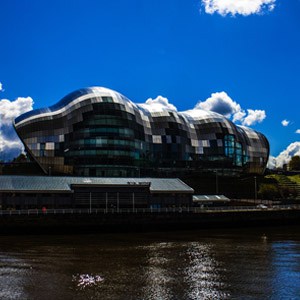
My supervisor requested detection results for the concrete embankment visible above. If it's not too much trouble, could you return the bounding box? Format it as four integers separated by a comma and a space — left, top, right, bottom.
0, 208, 300, 234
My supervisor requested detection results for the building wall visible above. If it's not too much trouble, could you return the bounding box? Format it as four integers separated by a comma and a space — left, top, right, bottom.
0, 192, 72, 210
0, 190, 193, 210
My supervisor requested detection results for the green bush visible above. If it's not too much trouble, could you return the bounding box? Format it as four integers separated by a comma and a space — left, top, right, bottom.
258, 184, 280, 200
279, 186, 297, 199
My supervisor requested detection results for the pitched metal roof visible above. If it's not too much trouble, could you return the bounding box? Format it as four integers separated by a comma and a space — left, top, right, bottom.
0, 176, 194, 194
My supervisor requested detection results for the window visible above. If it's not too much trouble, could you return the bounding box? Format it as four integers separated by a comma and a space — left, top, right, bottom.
224, 135, 244, 167
101, 96, 113, 103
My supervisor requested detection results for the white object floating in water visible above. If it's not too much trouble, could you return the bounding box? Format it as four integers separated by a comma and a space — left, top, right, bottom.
72, 273, 104, 289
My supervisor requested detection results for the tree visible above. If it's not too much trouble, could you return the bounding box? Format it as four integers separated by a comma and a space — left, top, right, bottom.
12, 153, 28, 163
258, 184, 279, 200
289, 155, 300, 171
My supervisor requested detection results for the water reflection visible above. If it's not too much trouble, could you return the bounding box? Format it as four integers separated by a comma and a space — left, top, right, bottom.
184, 242, 229, 299
0, 255, 31, 300
0, 227, 299, 299
271, 241, 300, 299
141, 242, 174, 300
139, 241, 229, 299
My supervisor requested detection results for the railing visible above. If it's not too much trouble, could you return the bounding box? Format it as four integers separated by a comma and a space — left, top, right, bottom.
0, 205, 300, 216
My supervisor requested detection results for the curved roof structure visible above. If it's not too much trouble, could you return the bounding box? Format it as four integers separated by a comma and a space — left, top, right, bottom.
14, 87, 269, 177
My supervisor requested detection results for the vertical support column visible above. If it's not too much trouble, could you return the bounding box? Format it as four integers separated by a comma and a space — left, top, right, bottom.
132, 192, 135, 212
215, 171, 219, 194
254, 176, 257, 202
89, 192, 92, 213
105, 192, 108, 213
117, 192, 119, 213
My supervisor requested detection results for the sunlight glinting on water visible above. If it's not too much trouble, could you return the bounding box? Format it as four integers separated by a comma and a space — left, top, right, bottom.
0, 255, 30, 300
141, 242, 174, 300
184, 242, 229, 300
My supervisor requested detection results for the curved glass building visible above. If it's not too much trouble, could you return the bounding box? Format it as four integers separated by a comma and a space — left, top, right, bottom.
14, 87, 269, 177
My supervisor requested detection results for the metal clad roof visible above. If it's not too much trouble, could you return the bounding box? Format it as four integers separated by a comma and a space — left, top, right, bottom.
149, 178, 194, 193
0, 176, 194, 193
0, 176, 72, 192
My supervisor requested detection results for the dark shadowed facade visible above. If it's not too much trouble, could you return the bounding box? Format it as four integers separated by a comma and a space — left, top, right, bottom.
14, 87, 269, 177
0, 176, 194, 210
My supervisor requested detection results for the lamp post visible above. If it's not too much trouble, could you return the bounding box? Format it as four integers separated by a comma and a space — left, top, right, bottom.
136, 167, 140, 178
132, 192, 135, 211
117, 192, 119, 213
215, 171, 219, 194
89, 192, 92, 213
254, 176, 257, 202
105, 192, 108, 213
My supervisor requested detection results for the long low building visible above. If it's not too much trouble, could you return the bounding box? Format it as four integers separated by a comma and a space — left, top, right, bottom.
0, 176, 194, 210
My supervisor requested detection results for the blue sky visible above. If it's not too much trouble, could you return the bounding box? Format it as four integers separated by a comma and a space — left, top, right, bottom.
0, 0, 299, 166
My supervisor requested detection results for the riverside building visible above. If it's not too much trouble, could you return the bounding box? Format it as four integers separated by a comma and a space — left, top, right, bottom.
14, 87, 269, 177
0, 176, 194, 210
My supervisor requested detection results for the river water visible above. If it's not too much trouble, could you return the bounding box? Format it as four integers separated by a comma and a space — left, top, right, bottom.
0, 226, 299, 300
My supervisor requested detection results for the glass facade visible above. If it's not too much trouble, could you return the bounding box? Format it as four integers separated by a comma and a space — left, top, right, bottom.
14, 87, 269, 177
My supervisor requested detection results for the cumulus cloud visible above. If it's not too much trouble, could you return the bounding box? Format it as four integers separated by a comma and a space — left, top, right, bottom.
195, 91, 266, 126
242, 109, 266, 126
267, 155, 276, 169
0, 130, 24, 161
232, 110, 247, 123
281, 119, 290, 127
138, 95, 177, 112
195, 91, 241, 118
296, 129, 300, 134
0, 96, 34, 161
0, 97, 33, 125
0, 82, 3, 92
201, 0, 276, 16
141, 92, 266, 127
270, 142, 300, 169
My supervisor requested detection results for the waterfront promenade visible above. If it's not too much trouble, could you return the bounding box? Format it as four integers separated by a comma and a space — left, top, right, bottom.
0, 205, 299, 234
0, 204, 299, 216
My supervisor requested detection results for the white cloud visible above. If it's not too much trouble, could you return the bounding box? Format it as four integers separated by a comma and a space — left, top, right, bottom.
271, 142, 300, 169
232, 110, 246, 123
296, 129, 300, 134
267, 155, 276, 169
138, 95, 177, 112
281, 119, 290, 127
0, 97, 34, 126
0, 82, 3, 92
0, 130, 24, 161
0, 96, 34, 161
242, 109, 266, 126
201, 0, 276, 16
195, 91, 241, 118
195, 91, 266, 126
